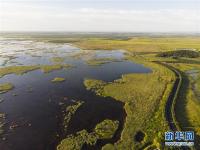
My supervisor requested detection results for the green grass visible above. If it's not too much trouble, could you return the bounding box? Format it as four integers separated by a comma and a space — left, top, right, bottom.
57, 119, 119, 150
94, 119, 119, 139
51, 77, 65, 82
171, 63, 200, 136
197, 74, 200, 91
63, 101, 84, 132
84, 79, 106, 95
0, 83, 14, 93
141, 50, 200, 149
40, 64, 71, 73
86, 58, 121, 66
156, 50, 200, 58
0, 64, 72, 77
84, 57, 175, 149
0, 66, 39, 77
187, 89, 200, 134
57, 130, 97, 150
73, 37, 200, 52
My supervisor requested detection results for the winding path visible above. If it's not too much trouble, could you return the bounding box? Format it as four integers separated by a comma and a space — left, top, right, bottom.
153, 61, 182, 131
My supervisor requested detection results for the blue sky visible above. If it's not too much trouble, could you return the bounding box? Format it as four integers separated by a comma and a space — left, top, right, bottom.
0, 0, 199, 32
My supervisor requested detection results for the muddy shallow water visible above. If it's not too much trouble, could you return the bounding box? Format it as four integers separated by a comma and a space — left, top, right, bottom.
0, 39, 151, 150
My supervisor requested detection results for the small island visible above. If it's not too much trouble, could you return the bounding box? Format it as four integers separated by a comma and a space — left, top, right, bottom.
0, 83, 14, 93
51, 77, 66, 82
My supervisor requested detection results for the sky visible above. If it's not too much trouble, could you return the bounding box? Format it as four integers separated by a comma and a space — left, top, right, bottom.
0, 0, 200, 32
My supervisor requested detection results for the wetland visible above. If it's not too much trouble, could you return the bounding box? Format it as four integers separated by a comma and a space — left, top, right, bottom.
0, 37, 151, 150
0, 33, 200, 149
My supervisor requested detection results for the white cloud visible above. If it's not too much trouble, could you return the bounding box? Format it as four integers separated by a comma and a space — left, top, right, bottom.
0, 2, 199, 32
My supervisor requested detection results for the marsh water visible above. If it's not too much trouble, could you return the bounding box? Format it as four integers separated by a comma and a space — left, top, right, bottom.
0, 39, 151, 150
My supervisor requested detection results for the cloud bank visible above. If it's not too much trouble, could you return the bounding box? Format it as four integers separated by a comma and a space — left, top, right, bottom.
0, 1, 199, 32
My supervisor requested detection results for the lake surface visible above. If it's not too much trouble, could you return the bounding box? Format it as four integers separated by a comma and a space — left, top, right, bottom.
0, 39, 151, 150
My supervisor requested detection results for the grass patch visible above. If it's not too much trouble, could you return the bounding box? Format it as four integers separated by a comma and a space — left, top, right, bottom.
57, 119, 119, 150
48, 38, 82, 43
94, 119, 119, 139
83, 79, 106, 95
0, 64, 72, 77
171, 63, 200, 136
0, 83, 14, 93
51, 77, 65, 82
86, 58, 121, 66
57, 130, 97, 150
197, 73, 200, 92
73, 37, 200, 52
40, 64, 71, 73
84, 57, 175, 149
63, 101, 84, 132
0, 66, 39, 77
50, 57, 65, 63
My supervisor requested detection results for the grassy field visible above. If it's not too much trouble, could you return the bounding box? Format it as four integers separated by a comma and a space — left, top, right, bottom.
71, 37, 200, 52
8, 33, 200, 53
73, 36, 200, 149
57, 119, 119, 150
84, 57, 175, 149
0, 83, 14, 93
170, 63, 200, 147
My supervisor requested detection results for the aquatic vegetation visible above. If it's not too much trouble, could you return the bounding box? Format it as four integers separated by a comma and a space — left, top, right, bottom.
0, 66, 39, 77
94, 119, 119, 139
0, 55, 17, 66
83, 79, 106, 95
57, 130, 96, 150
57, 119, 119, 150
70, 51, 95, 60
63, 101, 84, 132
40, 64, 71, 73
84, 57, 175, 149
0, 83, 14, 93
0, 64, 72, 77
86, 58, 121, 66
50, 57, 65, 63
0, 113, 5, 135
51, 77, 65, 82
